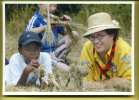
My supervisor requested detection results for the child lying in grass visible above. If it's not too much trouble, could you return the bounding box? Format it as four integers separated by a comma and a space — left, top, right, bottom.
5, 31, 59, 89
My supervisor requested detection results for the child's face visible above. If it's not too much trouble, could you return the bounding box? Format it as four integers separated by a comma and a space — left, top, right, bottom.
49, 4, 57, 13
39, 4, 57, 14
19, 42, 40, 64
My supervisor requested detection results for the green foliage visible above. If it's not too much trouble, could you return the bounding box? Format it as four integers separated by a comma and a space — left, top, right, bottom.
6, 5, 36, 35
72, 4, 131, 38
6, 5, 36, 58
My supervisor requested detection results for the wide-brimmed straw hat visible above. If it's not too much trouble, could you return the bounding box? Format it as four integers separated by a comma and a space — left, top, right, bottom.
83, 12, 120, 37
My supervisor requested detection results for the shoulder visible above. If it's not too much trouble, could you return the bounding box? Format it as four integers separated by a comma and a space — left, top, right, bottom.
115, 38, 131, 63
40, 52, 51, 59
82, 40, 93, 51
116, 37, 131, 54
39, 52, 52, 67
10, 53, 22, 60
31, 11, 39, 19
29, 11, 42, 22
9, 53, 25, 65
80, 40, 94, 64
33, 11, 41, 17
34, 11, 45, 20
80, 40, 93, 57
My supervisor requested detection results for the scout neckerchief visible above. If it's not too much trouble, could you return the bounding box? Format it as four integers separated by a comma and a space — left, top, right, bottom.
94, 42, 116, 80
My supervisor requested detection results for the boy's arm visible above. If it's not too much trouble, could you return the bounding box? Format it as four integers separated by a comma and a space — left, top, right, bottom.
17, 60, 40, 86
16, 65, 34, 86
29, 25, 46, 33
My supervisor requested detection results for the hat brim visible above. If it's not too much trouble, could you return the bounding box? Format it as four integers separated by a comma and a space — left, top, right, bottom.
22, 39, 42, 47
83, 25, 120, 37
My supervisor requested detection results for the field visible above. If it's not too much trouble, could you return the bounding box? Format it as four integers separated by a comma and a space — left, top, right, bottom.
5, 4, 132, 92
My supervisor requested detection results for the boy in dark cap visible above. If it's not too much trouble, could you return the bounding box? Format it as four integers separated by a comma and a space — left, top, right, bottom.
5, 31, 59, 88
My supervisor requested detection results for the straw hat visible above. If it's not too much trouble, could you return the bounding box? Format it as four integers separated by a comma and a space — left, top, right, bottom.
84, 12, 120, 37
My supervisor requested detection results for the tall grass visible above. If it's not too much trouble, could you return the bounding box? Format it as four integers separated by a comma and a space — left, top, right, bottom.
5, 5, 35, 58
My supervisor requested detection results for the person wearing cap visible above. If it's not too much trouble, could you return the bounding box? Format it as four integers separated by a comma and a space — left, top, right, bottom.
79, 12, 131, 90
5, 31, 59, 88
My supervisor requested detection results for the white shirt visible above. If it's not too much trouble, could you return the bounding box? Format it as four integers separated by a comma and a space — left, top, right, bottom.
5, 52, 52, 86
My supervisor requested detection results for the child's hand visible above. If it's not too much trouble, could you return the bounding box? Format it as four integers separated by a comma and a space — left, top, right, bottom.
25, 59, 40, 73
60, 15, 71, 21
30, 59, 40, 68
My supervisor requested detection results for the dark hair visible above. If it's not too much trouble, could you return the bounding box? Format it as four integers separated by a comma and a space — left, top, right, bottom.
18, 43, 22, 48
105, 29, 119, 41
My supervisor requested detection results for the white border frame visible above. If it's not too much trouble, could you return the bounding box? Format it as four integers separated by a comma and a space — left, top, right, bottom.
2, 1, 135, 96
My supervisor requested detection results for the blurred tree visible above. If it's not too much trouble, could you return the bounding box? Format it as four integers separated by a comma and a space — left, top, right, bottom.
5, 4, 37, 21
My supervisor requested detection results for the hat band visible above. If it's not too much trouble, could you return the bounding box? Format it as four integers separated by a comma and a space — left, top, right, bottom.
88, 24, 117, 30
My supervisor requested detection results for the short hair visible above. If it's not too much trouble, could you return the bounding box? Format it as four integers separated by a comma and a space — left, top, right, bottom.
105, 29, 119, 41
